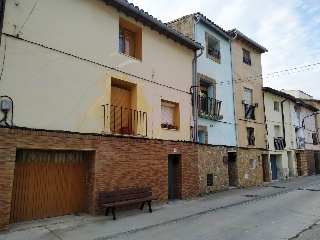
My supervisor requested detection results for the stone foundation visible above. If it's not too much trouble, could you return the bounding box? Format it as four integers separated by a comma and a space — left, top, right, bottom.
235, 148, 268, 188
198, 145, 230, 195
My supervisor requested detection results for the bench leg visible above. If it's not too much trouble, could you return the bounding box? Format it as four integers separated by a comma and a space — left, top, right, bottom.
111, 207, 116, 220
140, 202, 145, 210
147, 201, 152, 213
105, 207, 110, 216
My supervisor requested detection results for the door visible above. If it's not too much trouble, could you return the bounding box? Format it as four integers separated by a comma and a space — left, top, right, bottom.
261, 154, 270, 182
168, 155, 182, 200
296, 153, 302, 176
315, 152, 320, 175
168, 155, 175, 200
111, 85, 132, 134
270, 155, 278, 180
11, 150, 87, 223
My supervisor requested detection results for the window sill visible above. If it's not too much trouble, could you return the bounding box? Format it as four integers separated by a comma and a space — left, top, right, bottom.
118, 52, 142, 62
162, 128, 179, 131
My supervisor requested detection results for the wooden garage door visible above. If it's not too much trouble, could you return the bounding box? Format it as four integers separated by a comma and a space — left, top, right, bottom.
10, 150, 87, 223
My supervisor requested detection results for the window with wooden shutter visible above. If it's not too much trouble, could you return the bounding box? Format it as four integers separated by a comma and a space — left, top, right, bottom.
161, 102, 175, 125
161, 100, 179, 130
119, 18, 142, 60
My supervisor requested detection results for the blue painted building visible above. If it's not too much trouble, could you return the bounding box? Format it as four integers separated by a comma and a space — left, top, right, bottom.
169, 13, 237, 146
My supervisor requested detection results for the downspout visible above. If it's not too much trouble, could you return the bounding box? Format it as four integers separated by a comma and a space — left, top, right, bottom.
229, 30, 239, 147
281, 99, 288, 148
192, 14, 203, 142
262, 91, 268, 149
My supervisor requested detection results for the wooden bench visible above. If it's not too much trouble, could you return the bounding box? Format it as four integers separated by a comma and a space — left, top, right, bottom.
99, 187, 158, 220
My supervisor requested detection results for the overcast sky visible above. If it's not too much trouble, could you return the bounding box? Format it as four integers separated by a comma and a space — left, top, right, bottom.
129, 0, 320, 99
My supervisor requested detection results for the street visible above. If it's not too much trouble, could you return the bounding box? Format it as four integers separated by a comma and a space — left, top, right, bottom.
1, 176, 320, 240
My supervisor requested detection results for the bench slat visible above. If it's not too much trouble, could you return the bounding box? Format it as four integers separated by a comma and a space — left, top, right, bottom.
101, 196, 158, 207
100, 187, 151, 198
100, 191, 152, 203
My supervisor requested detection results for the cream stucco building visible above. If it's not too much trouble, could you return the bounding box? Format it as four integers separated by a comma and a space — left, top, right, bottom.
263, 87, 319, 180
0, 0, 201, 141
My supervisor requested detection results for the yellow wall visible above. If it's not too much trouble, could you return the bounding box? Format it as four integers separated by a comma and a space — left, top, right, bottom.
0, 0, 194, 141
231, 39, 266, 148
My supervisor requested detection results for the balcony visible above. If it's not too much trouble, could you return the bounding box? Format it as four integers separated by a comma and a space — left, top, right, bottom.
243, 57, 251, 65
102, 104, 147, 137
198, 95, 223, 120
243, 103, 256, 120
274, 137, 285, 150
207, 46, 220, 59
296, 137, 305, 149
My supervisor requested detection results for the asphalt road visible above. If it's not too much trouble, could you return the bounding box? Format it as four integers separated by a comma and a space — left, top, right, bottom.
2, 176, 320, 240
112, 182, 320, 240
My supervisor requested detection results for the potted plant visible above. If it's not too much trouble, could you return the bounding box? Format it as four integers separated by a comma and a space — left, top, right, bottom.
171, 125, 177, 130
168, 124, 173, 129
162, 122, 168, 129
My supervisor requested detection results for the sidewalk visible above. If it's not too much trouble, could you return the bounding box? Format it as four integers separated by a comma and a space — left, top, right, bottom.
1, 176, 320, 240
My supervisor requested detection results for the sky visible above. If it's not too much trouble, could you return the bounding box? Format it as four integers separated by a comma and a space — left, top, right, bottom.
129, 0, 320, 99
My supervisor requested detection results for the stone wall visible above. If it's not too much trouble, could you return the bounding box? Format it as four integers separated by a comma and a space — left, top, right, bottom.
167, 15, 194, 40
198, 145, 230, 195
296, 150, 308, 176
235, 149, 268, 188
0, 127, 199, 232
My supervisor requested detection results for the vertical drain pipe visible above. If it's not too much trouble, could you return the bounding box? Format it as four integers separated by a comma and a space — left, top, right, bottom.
192, 14, 203, 142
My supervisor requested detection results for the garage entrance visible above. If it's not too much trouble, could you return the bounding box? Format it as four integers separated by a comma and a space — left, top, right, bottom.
10, 149, 88, 223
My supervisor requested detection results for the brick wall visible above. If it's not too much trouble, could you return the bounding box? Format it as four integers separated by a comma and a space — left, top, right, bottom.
0, 127, 198, 232
198, 145, 229, 195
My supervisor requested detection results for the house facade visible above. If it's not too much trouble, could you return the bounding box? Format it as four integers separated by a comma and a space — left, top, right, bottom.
263, 87, 297, 180
0, 0, 203, 231
263, 88, 319, 179
283, 90, 320, 176
228, 29, 269, 187
168, 13, 237, 194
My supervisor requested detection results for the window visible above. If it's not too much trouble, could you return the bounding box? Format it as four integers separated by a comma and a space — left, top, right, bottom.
206, 32, 221, 63
243, 88, 255, 119
274, 125, 281, 138
207, 173, 213, 186
274, 101, 279, 111
247, 127, 255, 146
161, 100, 180, 130
243, 88, 253, 105
243, 48, 251, 65
312, 133, 319, 145
197, 73, 222, 120
199, 130, 206, 144
250, 159, 256, 169
119, 18, 142, 60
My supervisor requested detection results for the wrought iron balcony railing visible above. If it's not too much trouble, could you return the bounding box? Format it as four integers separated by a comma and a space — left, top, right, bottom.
207, 46, 220, 59
296, 137, 305, 149
243, 103, 256, 120
243, 57, 251, 65
274, 137, 285, 150
102, 104, 147, 137
198, 95, 223, 120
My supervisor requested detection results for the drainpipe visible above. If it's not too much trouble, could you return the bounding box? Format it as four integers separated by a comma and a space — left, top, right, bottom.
229, 30, 239, 147
281, 99, 288, 148
192, 14, 203, 142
